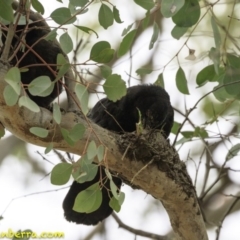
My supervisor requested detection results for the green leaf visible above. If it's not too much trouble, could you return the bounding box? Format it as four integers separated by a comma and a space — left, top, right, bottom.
45, 143, 53, 154
45, 29, 58, 41
172, 0, 200, 28
61, 124, 85, 147
29, 127, 49, 138
90, 41, 111, 58
182, 129, 208, 139
73, 158, 98, 183
176, 67, 189, 94
149, 21, 159, 50
103, 74, 127, 102
90, 41, 114, 63
28, 76, 52, 97
209, 47, 220, 74
32, 0, 45, 14
97, 145, 105, 162
0, 1, 14, 22
5, 67, 21, 95
122, 23, 134, 36
56, 52, 68, 67
118, 29, 137, 57
118, 192, 125, 206
74, 25, 98, 38
110, 179, 120, 199
134, 0, 155, 10
95, 48, 115, 63
75, 84, 89, 115
98, 4, 114, 29
69, 123, 86, 142
154, 73, 164, 88
223, 67, 240, 96
59, 32, 73, 54
113, 6, 123, 24
211, 16, 221, 49
109, 197, 121, 212
53, 103, 62, 124
99, 65, 112, 78
194, 127, 208, 138
18, 96, 40, 112
171, 25, 188, 40
50, 7, 76, 25
213, 81, 233, 103
175, 137, 192, 145
61, 128, 75, 146
196, 65, 216, 87
227, 53, 240, 69
56, 54, 70, 80
181, 131, 194, 138
171, 121, 181, 135
70, 0, 89, 7
226, 143, 240, 161
161, 0, 185, 18
3, 85, 19, 106
87, 141, 97, 160
109, 192, 125, 212
136, 68, 152, 76
142, 11, 150, 29
105, 168, 112, 180
51, 163, 73, 185
73, 183, 102, 213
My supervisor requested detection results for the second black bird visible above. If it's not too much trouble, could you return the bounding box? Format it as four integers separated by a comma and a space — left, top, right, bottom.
63, 84, 174, 225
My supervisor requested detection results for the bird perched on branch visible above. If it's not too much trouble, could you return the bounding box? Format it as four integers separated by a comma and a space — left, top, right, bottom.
1, 12, 63, 108
63, 84, 174, 225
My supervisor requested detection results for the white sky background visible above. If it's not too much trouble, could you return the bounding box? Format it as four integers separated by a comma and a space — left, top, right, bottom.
1, 0, 240, 239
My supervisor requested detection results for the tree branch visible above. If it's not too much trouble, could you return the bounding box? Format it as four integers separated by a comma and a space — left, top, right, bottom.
112, 212, 168, 240
0, 63, 208, 239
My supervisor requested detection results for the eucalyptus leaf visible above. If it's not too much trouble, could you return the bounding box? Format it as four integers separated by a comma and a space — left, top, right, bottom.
149, 21, 160, 50
75, 84, 89, 115
51, 163, 73, 185
3, 85, 19, 106
29, 127, 49, 138
60, 32, 73, 54
134, 0, 155, 10
50, 7, 76, 25
161, 0, 185, 18
32, 0, 44, 14
98, 4, 114, 29
175, 67, 189, 95
53, 103, 62, 124
103, 74, 127, 101
118, 29, 137, 57
73, 183, 102, 213
5, 67, 21, 95
87, 141, 97, 160
28, 76, 52, 97
18, 96, 40, 112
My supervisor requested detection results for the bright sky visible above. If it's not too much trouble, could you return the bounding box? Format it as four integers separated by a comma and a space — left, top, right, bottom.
1, 1, 240, 240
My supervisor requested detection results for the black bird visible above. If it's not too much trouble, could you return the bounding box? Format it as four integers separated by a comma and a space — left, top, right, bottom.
63, 84, 174, 225
1, 14, 63, 108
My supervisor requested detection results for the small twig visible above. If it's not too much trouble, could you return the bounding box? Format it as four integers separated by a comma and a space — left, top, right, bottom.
0, 186, 69, 217
131, 159, 154, 184
216, 194, 240, 240
81, 222, 106, 240
112, 212, 169, 240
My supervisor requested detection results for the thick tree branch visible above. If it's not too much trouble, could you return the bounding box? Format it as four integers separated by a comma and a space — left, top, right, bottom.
0, 64, 208, 240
